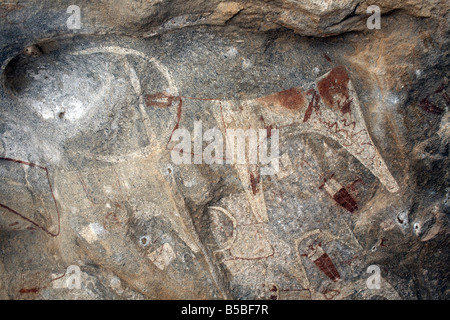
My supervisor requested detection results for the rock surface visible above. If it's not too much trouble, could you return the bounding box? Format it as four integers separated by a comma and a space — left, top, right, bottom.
0, 0, 448, 300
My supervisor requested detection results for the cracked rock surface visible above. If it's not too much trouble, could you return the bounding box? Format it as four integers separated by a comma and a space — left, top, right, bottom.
0, 0, 449, 300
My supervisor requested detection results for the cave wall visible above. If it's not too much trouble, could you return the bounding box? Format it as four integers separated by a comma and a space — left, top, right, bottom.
0, 0, 448, 300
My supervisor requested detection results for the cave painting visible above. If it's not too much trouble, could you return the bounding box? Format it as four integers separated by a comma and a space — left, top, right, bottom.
72, 47, 399, 227
149, 62, 400, 225
0, 157, 60, 237
1, 46, 401, 299
208, 196, 297, 299
208, 205, 274, 261
217, 65, 399, 226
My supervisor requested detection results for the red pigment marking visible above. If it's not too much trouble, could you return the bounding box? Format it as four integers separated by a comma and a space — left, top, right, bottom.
317, 66, 352, 114
145, 92, 174, 108
163, 93, 224, 150
223, 225, 275, 262
419, 97, 444, 115
323, 53, 332, 63
8, 222, 19, 227
301, 159, 313, 170
434, 82, 445, 94
322, 288, 340, 300
158, 92, 291, 163
280, 289, 312, 300
341, 255, 359, 267
318, 173, 335, 190
259, 116, 275, 139
434, 79, 449, 95
113, 168, 125, 198
333, 187, 358, 213
103, 212, 120, 230
18, 270, 67, 295
380, 238, 388, 247
259, 115, 265, 124
303, 89, 321, 123
319, 118, 374, 157
322, 119, 357, 138
224, 245, 275, 262
249, 172, 260, 195
300, 87, 375, 159
271, 189, 284, 201
51, 272, 66, 282
346, 178, 365, 192
162, 93, 282, 163
0, 157, 45, 169
166, 95, 232, 162
266, 125, 274, 139
0, 3, 24, 20
443, 92, 450, 105
313, 252, 341, 282
166, 96, 183, 148
0, 3, 24, 11
0, 157, 61, 237
77, 172, 95, 205
19, 287, 40, 294
256, 87, 306, 111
